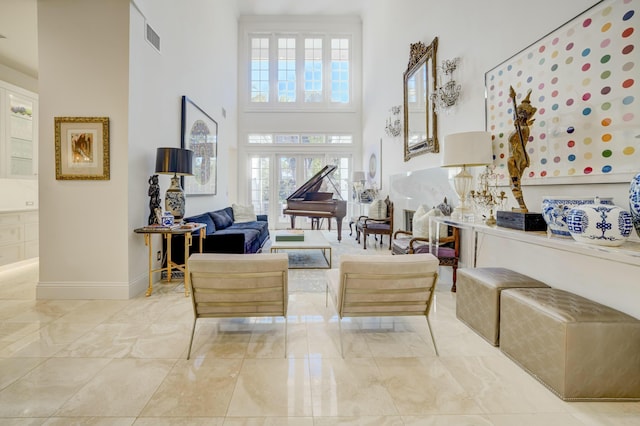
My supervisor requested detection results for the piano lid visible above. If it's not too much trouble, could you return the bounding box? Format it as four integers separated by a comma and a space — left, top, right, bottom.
286, 164, 343, 201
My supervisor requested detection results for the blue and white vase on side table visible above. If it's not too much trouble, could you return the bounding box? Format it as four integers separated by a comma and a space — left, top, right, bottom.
630, 173, 640, 237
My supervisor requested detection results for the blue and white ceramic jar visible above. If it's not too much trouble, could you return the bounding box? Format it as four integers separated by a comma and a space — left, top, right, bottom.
630, 173, 640, 238
566, 197, 633, 247
541, 196, 613, 237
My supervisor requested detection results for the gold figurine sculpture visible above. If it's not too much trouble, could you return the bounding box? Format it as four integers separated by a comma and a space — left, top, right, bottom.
507, 86, 537, 212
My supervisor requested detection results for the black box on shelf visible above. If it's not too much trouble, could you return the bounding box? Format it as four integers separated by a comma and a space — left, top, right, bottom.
496, 211, 547, 232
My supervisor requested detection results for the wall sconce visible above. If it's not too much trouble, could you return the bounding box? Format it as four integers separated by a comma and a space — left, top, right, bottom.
384, 105, 402, 138
431, 57, 461, 114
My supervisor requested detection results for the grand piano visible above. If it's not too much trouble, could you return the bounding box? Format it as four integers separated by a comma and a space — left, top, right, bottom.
283, 164, 347, 241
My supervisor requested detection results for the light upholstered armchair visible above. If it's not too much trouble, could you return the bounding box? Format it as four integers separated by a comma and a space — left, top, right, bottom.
326, 253, 440, 357
187, 253, 289, 359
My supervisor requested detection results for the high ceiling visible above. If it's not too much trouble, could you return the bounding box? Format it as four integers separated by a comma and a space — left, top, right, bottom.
0, 0, 365, 80
235, 0, 365, 16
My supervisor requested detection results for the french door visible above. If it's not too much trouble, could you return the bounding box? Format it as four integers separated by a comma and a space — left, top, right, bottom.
276, 154, 327, 228
249, 153, 351, 230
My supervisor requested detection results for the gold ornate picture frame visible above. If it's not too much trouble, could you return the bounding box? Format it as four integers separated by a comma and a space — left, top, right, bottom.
55, 117, 110, 180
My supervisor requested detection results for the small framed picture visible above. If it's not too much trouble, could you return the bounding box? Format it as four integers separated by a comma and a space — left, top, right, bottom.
55, 116, 110, 180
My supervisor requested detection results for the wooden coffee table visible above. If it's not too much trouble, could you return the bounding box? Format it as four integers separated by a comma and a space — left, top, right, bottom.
270, 230, 332, 269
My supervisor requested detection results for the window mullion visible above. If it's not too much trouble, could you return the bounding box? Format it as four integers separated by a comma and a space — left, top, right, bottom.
322, 34, 330, 106
296, 34, 304, 106
270, 33, 278, 104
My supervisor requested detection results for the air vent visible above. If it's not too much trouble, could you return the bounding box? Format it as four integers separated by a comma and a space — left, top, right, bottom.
145, 23, 160, 52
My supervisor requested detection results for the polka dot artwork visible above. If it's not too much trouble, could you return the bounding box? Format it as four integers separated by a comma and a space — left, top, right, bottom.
485, 0, 639, 184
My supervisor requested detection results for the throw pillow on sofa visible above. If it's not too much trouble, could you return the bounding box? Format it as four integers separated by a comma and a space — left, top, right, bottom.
185, 213, 216, 233
211, 210, 233, 229
232, 203, 257, 223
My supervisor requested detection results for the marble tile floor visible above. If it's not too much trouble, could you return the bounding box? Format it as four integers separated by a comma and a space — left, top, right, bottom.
0, 232, 639, 425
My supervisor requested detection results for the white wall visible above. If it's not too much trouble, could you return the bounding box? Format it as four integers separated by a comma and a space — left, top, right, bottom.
37, 0, 130, 299
127, 0, 239, 296
362, 0, 634, 213
36, 0, 239, 299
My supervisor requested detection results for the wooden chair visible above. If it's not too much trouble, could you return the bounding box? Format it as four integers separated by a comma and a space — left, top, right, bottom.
186, 253, 289, 359
391, 226, 460, 291
355, 196, 394, 249
326, 253, 440, 357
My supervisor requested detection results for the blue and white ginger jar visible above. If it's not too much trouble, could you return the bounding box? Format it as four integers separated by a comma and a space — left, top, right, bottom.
541, 196, 613, 237
630, 173, 640, 238
566, 197, 633, 247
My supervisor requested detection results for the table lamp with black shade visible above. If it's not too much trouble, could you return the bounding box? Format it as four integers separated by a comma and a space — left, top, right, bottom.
155, 147, 194, 221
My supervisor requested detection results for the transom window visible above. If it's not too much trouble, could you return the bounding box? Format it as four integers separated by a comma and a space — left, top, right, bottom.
249, 33, 351, 107
248, 134, 352, 144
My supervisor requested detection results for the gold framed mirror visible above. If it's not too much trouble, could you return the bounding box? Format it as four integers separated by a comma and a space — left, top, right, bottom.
403, 37, 438, 161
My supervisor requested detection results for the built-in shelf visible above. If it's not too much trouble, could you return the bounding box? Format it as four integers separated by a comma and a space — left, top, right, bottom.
430, 216, 640, 267
430, 215, 640, 319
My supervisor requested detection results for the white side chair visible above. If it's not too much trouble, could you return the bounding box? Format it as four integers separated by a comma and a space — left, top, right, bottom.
187, 253, 289, 359
326, 253, 440, 357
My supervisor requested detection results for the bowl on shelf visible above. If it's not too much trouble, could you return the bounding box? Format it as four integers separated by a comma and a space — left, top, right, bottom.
541, 196, 613, 237
566, 198, 633, 247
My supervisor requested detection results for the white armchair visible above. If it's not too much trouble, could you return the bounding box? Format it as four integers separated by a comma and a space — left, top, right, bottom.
187, 253, 289, 359
326, 253, 440, 356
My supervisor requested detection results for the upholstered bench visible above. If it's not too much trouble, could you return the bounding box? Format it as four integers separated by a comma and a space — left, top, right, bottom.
500, 288, 640, 401
456, 267, 549, 345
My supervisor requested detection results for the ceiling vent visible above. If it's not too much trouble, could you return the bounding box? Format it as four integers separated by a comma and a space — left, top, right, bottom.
145, 23, 160, 52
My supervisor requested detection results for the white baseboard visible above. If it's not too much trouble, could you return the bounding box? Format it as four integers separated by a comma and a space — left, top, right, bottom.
36, 276, 149, 300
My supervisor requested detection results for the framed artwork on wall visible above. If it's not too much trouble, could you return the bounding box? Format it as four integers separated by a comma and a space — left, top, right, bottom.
54, 116, 110, 180
485, 0, 639, 185
366, 138, 382, 190
181, 95, 217, 195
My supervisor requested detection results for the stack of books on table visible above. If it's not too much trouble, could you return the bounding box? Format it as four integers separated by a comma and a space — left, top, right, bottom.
275, 230, 305, 241
138, 223, 181, 232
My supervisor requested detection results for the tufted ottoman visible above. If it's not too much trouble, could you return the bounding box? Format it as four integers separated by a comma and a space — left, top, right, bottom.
500, 288, 640, 401
456, 267, 549, 345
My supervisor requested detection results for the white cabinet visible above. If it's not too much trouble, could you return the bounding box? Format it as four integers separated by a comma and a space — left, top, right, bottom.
0, 80, 38, 179
0, 210, 38, 267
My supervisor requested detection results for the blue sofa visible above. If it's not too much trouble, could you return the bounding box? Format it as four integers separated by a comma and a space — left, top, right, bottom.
167, 207, 270, 265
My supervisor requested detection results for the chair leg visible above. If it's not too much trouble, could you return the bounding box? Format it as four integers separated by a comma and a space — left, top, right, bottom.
363, 233, 368, 249
284, 316, 288, 358
451, 265, 458, 292
325, 284, 329, 307
338, 317, 344, 358
425, 316, 439, 356
187, 318, 197, 359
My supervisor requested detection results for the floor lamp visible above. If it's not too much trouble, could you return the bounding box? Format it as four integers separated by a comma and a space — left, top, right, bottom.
441, 131, 493, 221
155, 147, 194, 221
